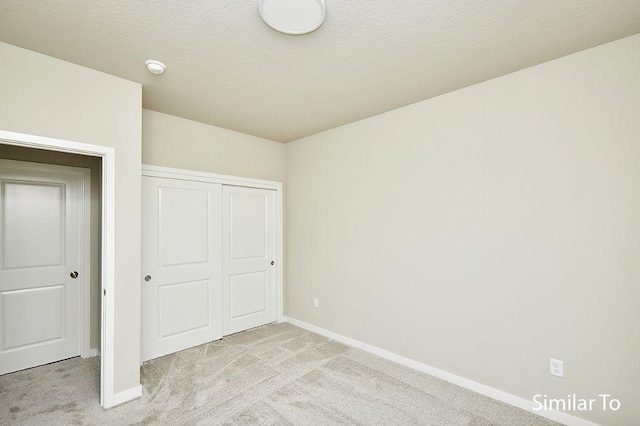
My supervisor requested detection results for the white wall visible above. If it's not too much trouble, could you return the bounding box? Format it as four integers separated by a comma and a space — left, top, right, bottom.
0, 42, 142, 395
142, 110, 285, 182
286, 34, 640, 425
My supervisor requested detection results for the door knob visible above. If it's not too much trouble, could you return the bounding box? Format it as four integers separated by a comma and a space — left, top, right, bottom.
70, 271, 79, 279
270, 261, 275, 266
144, 275, 152, 282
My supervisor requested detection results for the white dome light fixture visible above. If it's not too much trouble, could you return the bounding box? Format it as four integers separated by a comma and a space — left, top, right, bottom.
145, 60, 166, 75
258, 0, 326, 35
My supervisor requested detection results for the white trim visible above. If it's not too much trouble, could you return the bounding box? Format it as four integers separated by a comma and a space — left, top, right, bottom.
0, 130, 117, 409
142, 164, 281, 190
275, 187, 284, 323
142, 164, 285, 323
84, 348, 100, 358
285, 317, 600, 426
112, 385, 143, 407
79, 167, 92, 359
101, 148, 116, 408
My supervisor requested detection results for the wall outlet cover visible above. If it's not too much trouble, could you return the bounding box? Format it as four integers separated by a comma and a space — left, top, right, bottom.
550, 358, 563, 377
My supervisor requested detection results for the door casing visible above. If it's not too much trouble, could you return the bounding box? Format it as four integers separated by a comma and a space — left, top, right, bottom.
0, 129, 117, 408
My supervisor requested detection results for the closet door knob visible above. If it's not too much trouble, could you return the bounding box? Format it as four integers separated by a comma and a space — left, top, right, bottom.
144, 275, 152, 282
70, 271, 79, 279
270, 261, 275, 266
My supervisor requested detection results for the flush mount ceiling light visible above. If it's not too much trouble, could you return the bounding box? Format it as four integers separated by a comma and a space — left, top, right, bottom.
259, 0, 326, 35
145, 60, 166, 75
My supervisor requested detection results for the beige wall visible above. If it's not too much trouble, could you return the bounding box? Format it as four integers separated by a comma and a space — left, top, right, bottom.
0, 42, 142, 394
286, 34, 640, 425
142, 109, 285, 182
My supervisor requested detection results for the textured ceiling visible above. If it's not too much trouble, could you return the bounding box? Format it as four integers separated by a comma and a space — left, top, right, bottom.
0, 1, 639, 142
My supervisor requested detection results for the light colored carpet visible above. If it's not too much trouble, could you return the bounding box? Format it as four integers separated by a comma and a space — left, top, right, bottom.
0, 323, 561, 425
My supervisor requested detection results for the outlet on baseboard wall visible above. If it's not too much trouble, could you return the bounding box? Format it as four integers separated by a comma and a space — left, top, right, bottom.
550, 358, 563, 377
313, 298, 319, 308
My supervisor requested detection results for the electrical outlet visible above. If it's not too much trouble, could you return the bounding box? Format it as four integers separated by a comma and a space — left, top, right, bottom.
313, 298, 319, 308
550, 358, 563, 377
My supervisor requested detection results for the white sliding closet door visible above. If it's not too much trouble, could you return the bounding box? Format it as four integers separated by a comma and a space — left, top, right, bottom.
141, 177, 222, 362
223, 186, 276, 335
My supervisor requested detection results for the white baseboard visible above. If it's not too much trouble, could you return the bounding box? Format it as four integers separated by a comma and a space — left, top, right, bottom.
82, 348, 100, 359
285, 317, 599, 426
112, 385, 143, 407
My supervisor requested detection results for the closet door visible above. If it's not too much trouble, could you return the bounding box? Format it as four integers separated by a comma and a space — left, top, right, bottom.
223, 186, 276, 335
141, 177, 222, 361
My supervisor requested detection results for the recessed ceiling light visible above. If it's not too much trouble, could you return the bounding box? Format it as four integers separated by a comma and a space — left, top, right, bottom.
258, 0, 326, 35
145, 60, 166, 75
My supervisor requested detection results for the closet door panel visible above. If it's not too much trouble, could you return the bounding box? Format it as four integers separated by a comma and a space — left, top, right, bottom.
223, 186, 276, 335
141, 177, 222, 362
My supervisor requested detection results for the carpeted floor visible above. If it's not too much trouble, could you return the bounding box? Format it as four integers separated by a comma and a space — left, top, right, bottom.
0, 323, 560, 425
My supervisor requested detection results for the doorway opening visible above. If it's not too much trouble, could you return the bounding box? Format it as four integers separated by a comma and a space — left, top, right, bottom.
0, 156, 96, 370
0, 130, 116, 408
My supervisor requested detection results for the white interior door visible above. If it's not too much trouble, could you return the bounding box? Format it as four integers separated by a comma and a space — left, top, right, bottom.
0, 160, 85, 375
223, 185, 276, 335
141, 177, 222, 362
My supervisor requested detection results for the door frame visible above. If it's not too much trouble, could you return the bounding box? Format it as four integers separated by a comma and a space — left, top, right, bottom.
142, 165, 285, 324
0, 130, 117, 408
0, 159, 92, 359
